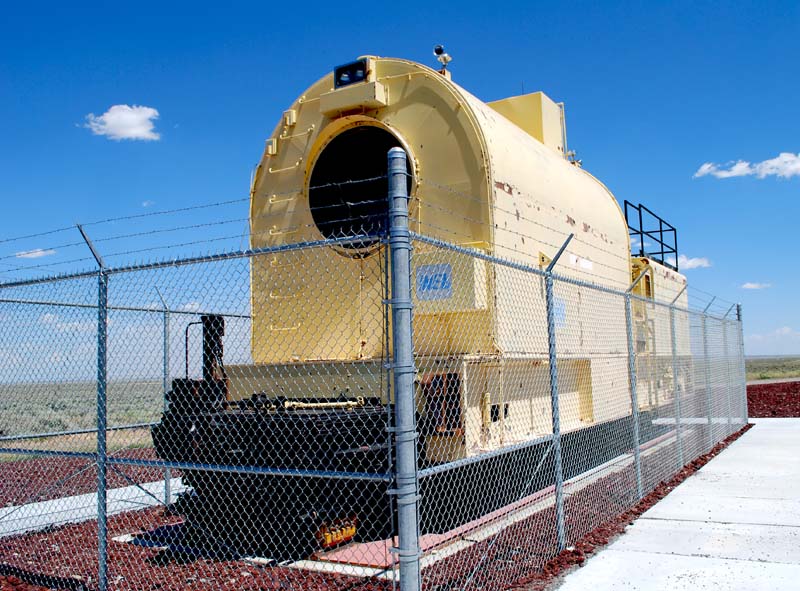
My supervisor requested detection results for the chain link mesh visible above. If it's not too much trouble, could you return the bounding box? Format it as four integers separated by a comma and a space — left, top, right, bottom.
0, 225, 747, 590
408, 236, 747, 591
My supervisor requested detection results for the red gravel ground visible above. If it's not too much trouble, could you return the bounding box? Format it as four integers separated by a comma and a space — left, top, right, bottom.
0, 577, 50, 590
0, 506, 391, 591
746, 381, 800, 417
1, 448, 177, 508
1, 425, 754, 591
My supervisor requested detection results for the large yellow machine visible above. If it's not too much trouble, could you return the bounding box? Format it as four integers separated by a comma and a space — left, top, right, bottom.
227, 54, 688, 457
156, 53, 691, 557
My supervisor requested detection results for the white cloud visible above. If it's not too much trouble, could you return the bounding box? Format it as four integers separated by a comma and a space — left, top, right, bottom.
39, 312, 58, 325
693, 152, 800, 180
39, 312, 95, 333
745, 326, 800, 355
181, 301, 202, 312
142, 200, 155, 207
16, 248, 56, 259
741, 282, 771, 290
678, 254, 711, 269
85, 104, 160, 141
747, 326, 800, 341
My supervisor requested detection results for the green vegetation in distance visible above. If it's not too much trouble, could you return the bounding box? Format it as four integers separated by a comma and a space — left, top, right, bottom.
746, 356, 800, 382
0, 380, 163, 438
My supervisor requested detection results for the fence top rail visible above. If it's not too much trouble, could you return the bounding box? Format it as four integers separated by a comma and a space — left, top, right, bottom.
0, 233, 383, 289
409, 232, 737, 321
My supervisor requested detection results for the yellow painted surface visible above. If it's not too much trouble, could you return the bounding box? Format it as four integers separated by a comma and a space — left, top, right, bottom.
631, 257, 690, 358
631, 257, 688, 307
487, 92, 564, 155
319, 81, 389, 115
225, 55, 698, 465
249, 56, 632, 365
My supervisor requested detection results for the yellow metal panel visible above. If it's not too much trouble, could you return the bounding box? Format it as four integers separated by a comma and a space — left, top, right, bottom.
319, 81, 389, 116
631, 257, 690, 358
413, 249, 488, 313
487, 92, 564, 155
250, 249, 385, 363
249, 56, 632, 365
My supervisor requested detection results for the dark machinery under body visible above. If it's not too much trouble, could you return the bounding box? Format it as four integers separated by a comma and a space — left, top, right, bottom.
152, 316, 671, 560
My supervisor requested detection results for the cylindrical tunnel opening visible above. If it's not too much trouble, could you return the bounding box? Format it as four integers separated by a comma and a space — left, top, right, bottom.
308, 126, 411, 250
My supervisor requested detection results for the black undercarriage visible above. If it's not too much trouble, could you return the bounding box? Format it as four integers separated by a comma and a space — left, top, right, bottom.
152, 399, 668, 560
151, 315, 672, 560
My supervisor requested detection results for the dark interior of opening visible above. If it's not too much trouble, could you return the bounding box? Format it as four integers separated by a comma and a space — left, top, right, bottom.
309, 126, 411, 249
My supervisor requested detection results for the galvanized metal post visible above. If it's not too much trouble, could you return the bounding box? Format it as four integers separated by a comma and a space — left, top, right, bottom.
96, 270, 109, 591
79, 224, 109, 591
669, 305, 684, 467
155, 287, 171, 505
543, 233, 572, 552
722, 319, 733, 433
544, 234, 575, 552
545, 273, 567, 551
624, 294, 644, 499
387, 147, 420, 591
736, 304, 747, 423
701, 315, 714, 450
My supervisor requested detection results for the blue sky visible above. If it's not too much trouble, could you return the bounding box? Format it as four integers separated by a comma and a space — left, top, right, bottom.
1, 1, 798, 355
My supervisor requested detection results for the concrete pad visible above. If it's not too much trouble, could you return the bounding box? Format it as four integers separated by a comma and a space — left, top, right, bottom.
554, 419, 800, 591
674, 470, 800, 500
556, 549, 800, 591
611, 519, 800, 564
642, 494, 800, 527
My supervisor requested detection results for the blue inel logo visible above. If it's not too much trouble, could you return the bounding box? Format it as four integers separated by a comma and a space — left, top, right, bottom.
417, 264, 453, 300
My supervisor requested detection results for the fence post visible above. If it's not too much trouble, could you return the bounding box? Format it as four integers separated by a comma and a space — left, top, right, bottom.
79, 224, 109, 591
722, 319, 733, 433
624, 294, 644, 498
96, 270, 109, 591
737, 304, 747, 423
155, 287, 172, 505
669, 305, 684, 467
701, 314, 714, 450
543, 234, 572, 552
545, 272, 567, 551
387, 147, 420, 591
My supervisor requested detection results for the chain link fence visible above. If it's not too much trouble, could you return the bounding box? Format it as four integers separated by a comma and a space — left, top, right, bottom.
0, 152, 746, 591
409, 235, 747, 591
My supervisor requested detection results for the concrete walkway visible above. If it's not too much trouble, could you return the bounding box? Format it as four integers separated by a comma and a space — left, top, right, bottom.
555, 418, 800, 591
746, 377, 800, 385
0, 478, 185, 538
